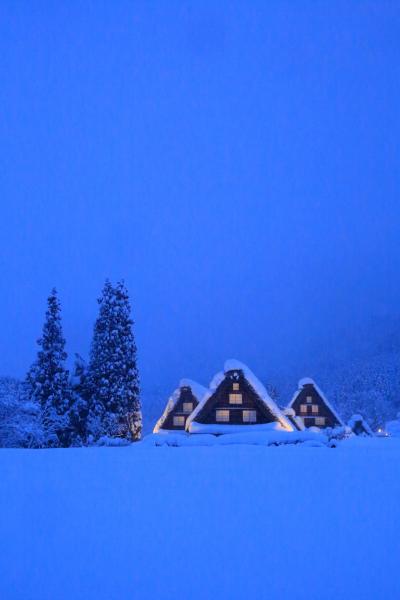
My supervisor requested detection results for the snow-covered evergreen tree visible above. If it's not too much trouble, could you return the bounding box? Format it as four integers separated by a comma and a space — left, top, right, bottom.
85, 280, 141, 442
25, 289, 72, 447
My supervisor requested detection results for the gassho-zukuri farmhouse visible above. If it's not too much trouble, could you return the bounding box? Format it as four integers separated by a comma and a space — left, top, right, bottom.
153, 359, 373, 437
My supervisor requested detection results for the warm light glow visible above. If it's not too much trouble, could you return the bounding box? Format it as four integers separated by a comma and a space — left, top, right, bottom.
243, 410, 257, 423
229, 393, 243, 404
173, 416, 185, 426
216, 410, 230, 422
182, 402, 193, 414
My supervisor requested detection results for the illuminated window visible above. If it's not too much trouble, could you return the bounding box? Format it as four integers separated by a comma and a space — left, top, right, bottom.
216, 410, 230, 422
243, 410, 257, 423
311, 405, 319, 414
315, 417, 325, 426
173, 416, 185, 426
229, 393, 242, 404
233, 382, 240, 391
182, 402, 193, 414
306, 396, 313, 403
300, 404, 308, 414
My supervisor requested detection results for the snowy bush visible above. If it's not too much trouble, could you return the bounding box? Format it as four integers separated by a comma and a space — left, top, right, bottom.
96, 435, 132, 447
143, 429, 330, 448
324, 425, 353, 441
0, 378, 43, 448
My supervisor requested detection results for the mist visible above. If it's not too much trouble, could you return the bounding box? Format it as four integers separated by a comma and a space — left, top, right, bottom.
1, 1, 399, 403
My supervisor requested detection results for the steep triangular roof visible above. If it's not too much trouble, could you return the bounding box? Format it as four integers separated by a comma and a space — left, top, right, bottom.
186, 359, 293, 432
282, 407, 305, 431
153, 379, 208, 433
288, 377, 344, 426
348, 414, 374, 436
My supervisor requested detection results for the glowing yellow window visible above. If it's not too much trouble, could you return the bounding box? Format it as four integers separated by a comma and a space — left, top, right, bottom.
229, 393, 242, 404
315, 417, 325, 426
243, 410, 257, 423
232, 383, 240, 391
182, 402, 193, 414
216, 410, 230, 422
300, 404, 308, 414
173, 416, 185, 426
311, 405, 319, 414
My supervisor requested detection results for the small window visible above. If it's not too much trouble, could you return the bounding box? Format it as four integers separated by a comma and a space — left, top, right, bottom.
216, 410, 230, 422
182, 402, 193, 414
232, 382, 240, 391
173, 416, 185, 427
229, 393, 242, 404
300, 404, 308, 414
315, 417, 325, 427
306, 396, 313, 404
243, 410, 257, 423
311, 405, 319, 414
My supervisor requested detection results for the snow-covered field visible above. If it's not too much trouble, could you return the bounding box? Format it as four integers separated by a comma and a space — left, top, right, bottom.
1, 437, 399, 600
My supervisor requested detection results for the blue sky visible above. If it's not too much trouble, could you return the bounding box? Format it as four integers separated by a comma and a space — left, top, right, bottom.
0, 1, 399, 391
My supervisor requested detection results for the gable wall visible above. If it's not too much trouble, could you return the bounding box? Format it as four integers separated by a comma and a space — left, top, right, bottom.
161, 388, 199, 430
291, 384, 339, 428
194, 371, 277, 425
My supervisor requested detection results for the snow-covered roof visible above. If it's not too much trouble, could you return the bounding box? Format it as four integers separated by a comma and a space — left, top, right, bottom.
153, 379, 208, 433
282, 407, 305, 431
186, 359, 293, 432
179, 379, 208, 406
288, 378, 344, 426
348, 414, 374, 436
298, 377, 315, 387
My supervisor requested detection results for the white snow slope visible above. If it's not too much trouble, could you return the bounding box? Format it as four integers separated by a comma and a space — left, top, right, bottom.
1, 437, 400, 600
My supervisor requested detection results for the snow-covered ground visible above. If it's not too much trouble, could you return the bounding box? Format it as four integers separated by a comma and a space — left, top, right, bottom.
1, 437, 399, 600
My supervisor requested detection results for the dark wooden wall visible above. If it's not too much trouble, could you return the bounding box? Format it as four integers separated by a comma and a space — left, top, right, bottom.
291, 384, 340, 428
161, 387, 199, 430
194, 370, 278, 425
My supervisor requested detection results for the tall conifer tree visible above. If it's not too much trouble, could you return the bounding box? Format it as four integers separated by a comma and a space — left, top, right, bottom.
85, 280, 141, 442
25, 289, 71, 447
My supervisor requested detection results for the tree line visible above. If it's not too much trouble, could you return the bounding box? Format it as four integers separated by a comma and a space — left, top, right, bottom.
9, 280, 141, 448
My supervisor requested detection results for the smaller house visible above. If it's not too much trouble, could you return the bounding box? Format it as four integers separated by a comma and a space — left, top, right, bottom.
186, 359, 293, 434
288, 378, 344, 429
153, 379, 207, 433
348, 414, 374, 437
